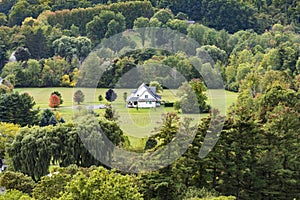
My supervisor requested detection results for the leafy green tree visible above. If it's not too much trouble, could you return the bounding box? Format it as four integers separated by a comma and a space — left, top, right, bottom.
261, 48, 282, 70
150, 81, 163, 93
175, 12, 188, 20
166, 19, 188, 34
187, 24, 207, 46
75, 36, 92, 61
176, 79, 209, 113
134, 17, 150, 46
105, 19, 120, 38
236, 63, 251, 83
197, 45, 227, 64
98, 94, 103, 102
58, 167, 143, 200
52, 36, 75, 61
8, 0, 32, 26
176, 82, 199, 113
52, 36, 91, 62
76, 53, 103, 87
32, 172, 71, 200
149, 17, 162, 27
257, 85, 299, 122
139, 169, 181, 200
0, 92, 39, 126
14, 47, 31, 61
198, 63, 224, 89
24, 27, 49, 60
153, 8, 174, 24
99, 116, 123, 145
144, 137, 157, 150
86, 10, 125, 43
73, 90, 85, 105
0, 122, 19, 158
40, 57, 68, 87
23, 59, 41, 87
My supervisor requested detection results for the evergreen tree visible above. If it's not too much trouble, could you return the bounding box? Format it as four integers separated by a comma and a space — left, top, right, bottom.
48, 115, 57, 126
39, 109, 55, 127
0, 92, 38, 126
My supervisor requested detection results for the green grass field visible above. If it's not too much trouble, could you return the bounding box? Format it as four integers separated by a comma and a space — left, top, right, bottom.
14, 87, 237, 148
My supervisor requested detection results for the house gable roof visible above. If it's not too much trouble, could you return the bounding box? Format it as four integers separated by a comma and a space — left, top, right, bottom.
127, 83, 161, 102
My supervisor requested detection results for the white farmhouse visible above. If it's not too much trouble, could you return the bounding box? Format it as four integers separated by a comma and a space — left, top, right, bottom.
127, 83, 161, 108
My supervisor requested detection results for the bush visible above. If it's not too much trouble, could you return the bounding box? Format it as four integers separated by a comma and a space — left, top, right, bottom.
0, 189, 32, 200
164, 102, 174, 107
0, 171, 35, 195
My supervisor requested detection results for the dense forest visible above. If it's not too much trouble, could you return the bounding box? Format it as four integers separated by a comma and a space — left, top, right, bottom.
0, 0, 299, 199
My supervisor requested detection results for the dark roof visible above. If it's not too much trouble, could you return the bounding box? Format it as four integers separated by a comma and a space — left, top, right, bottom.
131, 89, 137, 94
127, 97, 139, 102
142, 84, 161, 100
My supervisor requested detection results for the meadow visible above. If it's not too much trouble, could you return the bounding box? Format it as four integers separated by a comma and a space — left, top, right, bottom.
14, 87, 237, 149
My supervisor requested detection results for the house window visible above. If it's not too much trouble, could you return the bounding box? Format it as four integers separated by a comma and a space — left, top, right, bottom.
149, 101, 152, 104
145, 95, 148, 98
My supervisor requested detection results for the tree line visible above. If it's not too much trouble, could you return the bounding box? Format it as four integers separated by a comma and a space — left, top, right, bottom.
0, 11, 299, 91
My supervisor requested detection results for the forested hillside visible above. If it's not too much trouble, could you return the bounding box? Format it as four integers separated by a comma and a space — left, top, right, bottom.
0, 0, 299, 199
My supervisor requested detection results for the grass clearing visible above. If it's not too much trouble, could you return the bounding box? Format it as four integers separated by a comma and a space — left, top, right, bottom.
14, 87, 237, 149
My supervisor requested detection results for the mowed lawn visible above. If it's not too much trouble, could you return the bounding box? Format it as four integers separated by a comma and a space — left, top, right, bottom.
14, 87, 237, 139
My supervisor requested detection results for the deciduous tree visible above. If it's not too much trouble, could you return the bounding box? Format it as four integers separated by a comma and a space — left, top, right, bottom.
73, 90, 85, 105
49, 94, 60, 109
105, 88, 117, 102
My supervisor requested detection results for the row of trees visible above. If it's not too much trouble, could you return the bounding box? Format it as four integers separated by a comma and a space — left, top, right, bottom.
0, 4, 299, 91
2, 23, 299, 91
3, 0, 299, 33
154, 0, 300, 33
7, 114, 125, 181
0, 165, 235, 200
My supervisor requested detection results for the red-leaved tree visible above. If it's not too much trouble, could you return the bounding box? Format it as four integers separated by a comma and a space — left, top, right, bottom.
49, 94, 60, 109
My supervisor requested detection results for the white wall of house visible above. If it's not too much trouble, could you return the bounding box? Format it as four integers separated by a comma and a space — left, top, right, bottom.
138, 101, 156, 108
138, 90, 154, 100
127, 84, 161, 108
